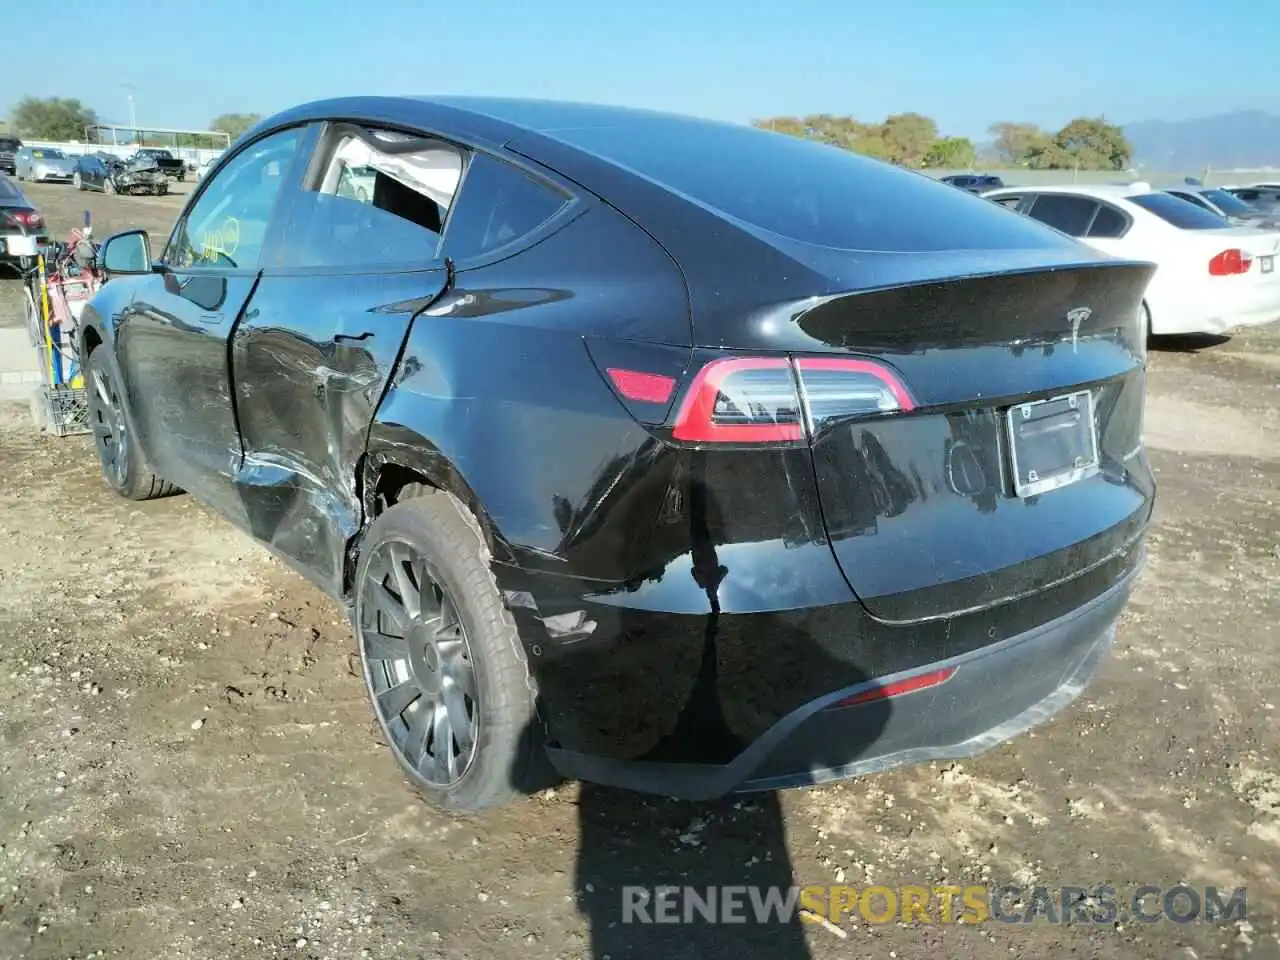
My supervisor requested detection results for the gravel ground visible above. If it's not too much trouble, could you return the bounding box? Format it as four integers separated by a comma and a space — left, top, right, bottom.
0, 181, 1278, 960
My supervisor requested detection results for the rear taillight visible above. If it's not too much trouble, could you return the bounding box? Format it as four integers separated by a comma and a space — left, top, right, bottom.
8, 210, 42, 229
1209, 248, 1252, 276
671, 356, 914, 443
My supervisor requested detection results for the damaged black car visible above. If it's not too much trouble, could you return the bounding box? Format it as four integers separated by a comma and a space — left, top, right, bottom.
73, 152, 169, 196
79, 97, 1155, 813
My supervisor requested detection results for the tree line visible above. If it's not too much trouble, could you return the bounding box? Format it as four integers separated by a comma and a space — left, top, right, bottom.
7, 95, 1132, 172
5, 96, 263, 148
751, 114, 1132, 170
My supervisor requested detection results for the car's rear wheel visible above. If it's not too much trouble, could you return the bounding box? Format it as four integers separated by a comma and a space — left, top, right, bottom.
354, 485, 544, 813
85, 348, 180, 500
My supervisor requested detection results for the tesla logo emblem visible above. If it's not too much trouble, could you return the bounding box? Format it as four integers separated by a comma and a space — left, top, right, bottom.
1067, 307, 1091, 351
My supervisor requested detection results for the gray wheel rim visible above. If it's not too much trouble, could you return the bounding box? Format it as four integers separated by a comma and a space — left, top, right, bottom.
90, 363, 127, 487
359, 540, 479, 786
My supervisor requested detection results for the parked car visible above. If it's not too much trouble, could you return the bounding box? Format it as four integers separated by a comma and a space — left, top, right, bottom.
337, 163, 377, 202
1222, 185, 1280, 215
131, 148, 185, 181
82, 96, 1155, 813
940, 173, 1006, 194
194, 154, 221, 181
0, 136, 21, 175
73, 153, 169, 196
0, 174, 49, 271
16, 146, 77, 183
1163, 184, 1280, 228
984, 183, 1280, 336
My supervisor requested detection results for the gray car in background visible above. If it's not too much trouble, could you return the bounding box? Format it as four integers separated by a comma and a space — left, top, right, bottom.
1165, 183, 1280, 228
16, 146, 77, 183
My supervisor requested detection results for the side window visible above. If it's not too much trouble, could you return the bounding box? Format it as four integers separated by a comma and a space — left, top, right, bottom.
1234, 189, 1259, 202
1171, 191, 1213, 212
441, 153, 570, 262
1026, 194, 1099, 237
166, 128, 300, 270
1087, 203, 1129, 239
282, 128, 464, 270
991, 195, 1024, 209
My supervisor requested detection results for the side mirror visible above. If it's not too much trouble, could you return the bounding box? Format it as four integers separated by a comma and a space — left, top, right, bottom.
100, 229, 152, 275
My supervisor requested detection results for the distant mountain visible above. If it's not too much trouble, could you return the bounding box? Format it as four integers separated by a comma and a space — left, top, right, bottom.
1123, 111, 1280, 173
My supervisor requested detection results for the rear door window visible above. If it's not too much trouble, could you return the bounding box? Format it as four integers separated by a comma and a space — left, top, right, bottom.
1168, 190, 1216, 213
442, 153, 569, 262
281, 127, 464, 270
1086, 203, 1129, 238
1126, 192, 1230, 230
1026, 194, 1099, 237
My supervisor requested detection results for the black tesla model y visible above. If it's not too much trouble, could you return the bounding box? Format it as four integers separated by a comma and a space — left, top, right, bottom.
81, 97, 1155, 812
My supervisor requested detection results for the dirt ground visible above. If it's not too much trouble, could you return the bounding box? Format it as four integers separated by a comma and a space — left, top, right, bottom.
0, 181, 1278, 960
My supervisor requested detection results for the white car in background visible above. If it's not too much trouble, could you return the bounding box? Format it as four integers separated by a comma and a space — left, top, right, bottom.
984, 183, 1280, 336
15, 146, 77, 183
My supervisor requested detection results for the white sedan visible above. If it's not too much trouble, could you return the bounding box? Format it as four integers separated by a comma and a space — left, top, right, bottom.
983, 183, 1280, 336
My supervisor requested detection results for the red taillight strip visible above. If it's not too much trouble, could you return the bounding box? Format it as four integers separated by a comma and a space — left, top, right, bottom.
671, 357, 804, 443
829, 666, 956, 709
793, 356, 917, 411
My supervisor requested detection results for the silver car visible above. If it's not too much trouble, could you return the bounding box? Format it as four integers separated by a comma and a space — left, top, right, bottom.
16, 146, 77, 183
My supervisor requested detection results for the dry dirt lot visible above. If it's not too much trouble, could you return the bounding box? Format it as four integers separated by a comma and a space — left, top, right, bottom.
0, 181, 1278, 960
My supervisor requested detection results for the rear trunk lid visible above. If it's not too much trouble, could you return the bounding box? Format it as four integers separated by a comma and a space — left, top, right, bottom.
792, 262, 1154, 622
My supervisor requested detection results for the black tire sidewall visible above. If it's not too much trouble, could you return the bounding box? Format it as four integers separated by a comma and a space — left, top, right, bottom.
354, 491, 538, 813
85, 348, 148, 498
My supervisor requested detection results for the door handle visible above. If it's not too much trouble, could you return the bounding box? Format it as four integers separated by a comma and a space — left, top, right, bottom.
334, 331, 373, 343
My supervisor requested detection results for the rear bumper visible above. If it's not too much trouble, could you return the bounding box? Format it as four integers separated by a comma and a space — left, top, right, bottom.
539, 554, 1139, 800
1154, 282, 1280, 335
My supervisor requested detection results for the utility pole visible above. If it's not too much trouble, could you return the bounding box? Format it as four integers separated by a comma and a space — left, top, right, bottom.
123, 84, 137, 142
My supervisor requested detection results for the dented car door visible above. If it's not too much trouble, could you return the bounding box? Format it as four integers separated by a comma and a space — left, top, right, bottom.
228, 124, 457, 596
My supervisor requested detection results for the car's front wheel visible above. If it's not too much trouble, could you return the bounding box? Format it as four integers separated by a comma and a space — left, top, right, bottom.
354, 485, 545, 813
85, 348, 180, 501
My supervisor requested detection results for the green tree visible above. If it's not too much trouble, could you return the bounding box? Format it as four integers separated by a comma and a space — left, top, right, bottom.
924, 135, 976, 169
1053, 116, 1132, 170
11, 97, 98, 140
210, 112, 263, 142
879, 112, 938, 167
987, 122, 1050, 166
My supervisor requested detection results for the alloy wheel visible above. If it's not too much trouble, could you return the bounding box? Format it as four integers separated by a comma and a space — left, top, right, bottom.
90, 362, 128, 488
359, 540, 479, 786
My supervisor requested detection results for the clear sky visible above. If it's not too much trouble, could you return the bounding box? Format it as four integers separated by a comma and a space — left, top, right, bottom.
6, 0, 1277, 139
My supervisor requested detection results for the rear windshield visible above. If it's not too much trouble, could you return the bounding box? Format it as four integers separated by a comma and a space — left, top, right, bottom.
1201, 188, 1253, 215
552, 121, 1073, 252
1127, 192, 1230, 229
0, 178, 21, 200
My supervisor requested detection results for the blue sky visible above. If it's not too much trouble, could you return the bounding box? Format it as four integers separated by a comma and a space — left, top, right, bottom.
7, 0, 1278, 139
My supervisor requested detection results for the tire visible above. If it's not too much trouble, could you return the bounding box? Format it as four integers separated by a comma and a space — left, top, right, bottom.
73, 172, 83, 190
356, 186, 369, 204
104, 178, 116, 195
353, 485, 544, 813
84, 347, 181, 501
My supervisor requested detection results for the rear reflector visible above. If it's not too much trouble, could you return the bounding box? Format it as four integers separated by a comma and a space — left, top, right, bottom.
829, 666, 956, 709
671, 355, 914, 443
1209, 248, 1252, 276
606, 368, 676, 404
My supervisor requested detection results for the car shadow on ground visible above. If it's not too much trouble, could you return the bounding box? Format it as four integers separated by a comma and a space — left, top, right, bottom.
1149, 333, 1232, 353
511, 477, 891, 959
